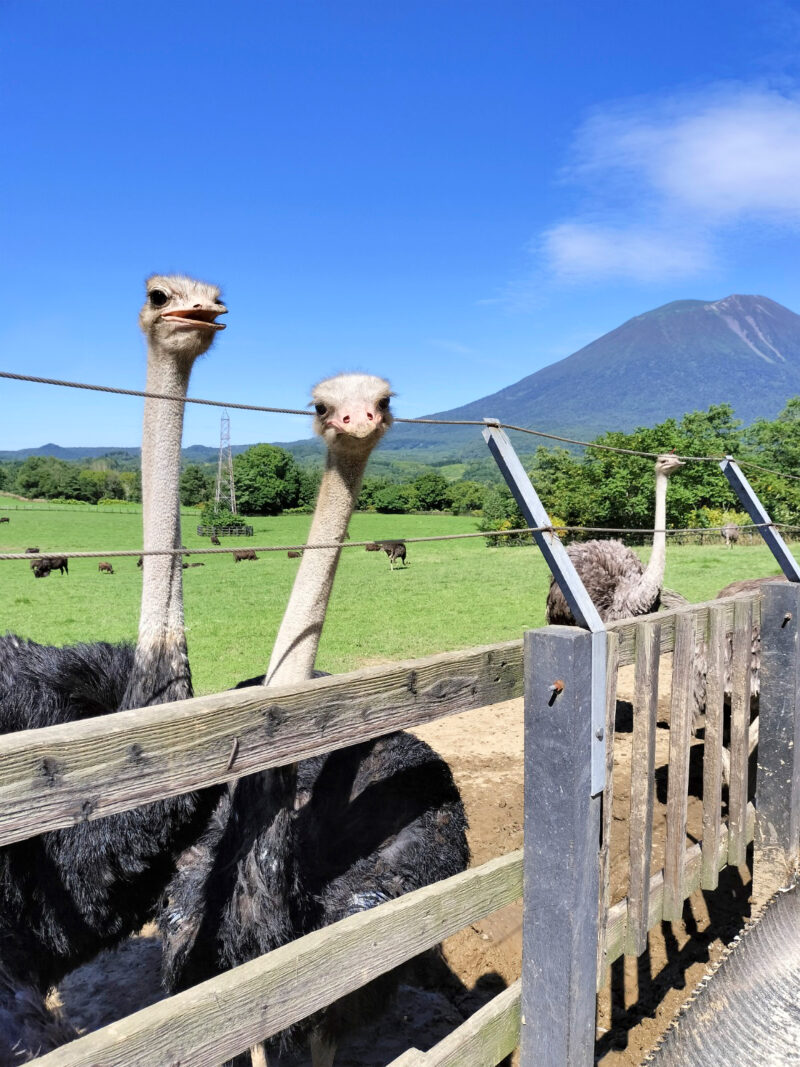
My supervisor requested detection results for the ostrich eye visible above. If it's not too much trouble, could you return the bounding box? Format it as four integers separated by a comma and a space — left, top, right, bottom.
149, 290, 168, 308
314, 403, 327, 416
377, 396, 390, 411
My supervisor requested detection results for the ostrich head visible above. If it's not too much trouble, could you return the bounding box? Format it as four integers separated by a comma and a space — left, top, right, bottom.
138, 274, 227, 361
311, 373, 393, 458
656, 453, 685, 477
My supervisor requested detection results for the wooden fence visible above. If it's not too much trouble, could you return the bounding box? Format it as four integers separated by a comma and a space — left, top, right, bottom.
4, 584, 797, 1064
196, 524, 254, 537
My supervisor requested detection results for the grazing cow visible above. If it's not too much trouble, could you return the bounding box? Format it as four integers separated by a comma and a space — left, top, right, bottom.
210, 534, 221, 546
98, 562, 114, 574
0, 517, 9, 523
233, 549, 258, 562
32, 557, 69, 578
25, 548, 40, 554
365, 542, 381, 552
287, 550, 302, 559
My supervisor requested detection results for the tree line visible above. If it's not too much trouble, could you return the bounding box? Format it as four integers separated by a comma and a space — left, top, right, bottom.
3, 401, 800, 530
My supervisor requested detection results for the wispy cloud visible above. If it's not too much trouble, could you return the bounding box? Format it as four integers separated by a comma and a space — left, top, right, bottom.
540, 84, 800, 282
427, 338, 479, 356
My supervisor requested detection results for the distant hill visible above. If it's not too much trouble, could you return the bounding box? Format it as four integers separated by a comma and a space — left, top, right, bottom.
6, 295, 800, 465
381, 294, 800, 457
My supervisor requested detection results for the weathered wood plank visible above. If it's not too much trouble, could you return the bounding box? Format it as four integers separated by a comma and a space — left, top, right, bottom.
30, 850, 523, 1067
597, 633, 619, 985
625, 621, 660, 955
663, 612, 695, 921
0, 595, 761, 850
386, 981, 521, 1067
727, 598, 753, 866
603, 803, 756, 967
754, 583, 800, 904
0, 641, 523, 846
606, 593, 758, 670
522, 627, 599, 1067
701, 605, 725, 890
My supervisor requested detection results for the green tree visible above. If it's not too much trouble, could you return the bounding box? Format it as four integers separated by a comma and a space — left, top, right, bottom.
447, 480, 485, 514
412, 472, 450, 511
373, 483, 418, 513
180, 464, 213, 506
233, 444, 304, 515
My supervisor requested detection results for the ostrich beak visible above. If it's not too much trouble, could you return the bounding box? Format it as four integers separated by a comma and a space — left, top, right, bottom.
325, 411, 384, 438
161, 306, 227, 330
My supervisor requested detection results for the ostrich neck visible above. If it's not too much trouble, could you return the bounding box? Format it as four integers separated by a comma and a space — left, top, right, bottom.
627, 469, 669, 616
121, 351, 192, 710
265, 450, 367, 687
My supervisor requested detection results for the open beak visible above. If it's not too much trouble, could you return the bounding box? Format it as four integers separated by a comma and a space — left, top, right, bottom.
161, 306, 227, 330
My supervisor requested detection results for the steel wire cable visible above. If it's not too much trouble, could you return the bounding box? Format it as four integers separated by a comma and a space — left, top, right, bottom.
1, 522, 795, 563
2, 368, 799, 480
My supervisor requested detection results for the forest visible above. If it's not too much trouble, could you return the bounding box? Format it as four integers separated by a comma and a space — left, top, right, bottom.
2, 401, 799, 531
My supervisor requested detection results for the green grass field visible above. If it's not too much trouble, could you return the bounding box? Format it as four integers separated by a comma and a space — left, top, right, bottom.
0, 496, 786, 695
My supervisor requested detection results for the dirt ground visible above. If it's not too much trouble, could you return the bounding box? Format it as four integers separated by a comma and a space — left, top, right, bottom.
52, 663, 752, 1065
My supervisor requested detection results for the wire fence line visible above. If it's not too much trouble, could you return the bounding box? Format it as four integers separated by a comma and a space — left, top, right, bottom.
2, 369, 799, 483
1, 522, 796, 563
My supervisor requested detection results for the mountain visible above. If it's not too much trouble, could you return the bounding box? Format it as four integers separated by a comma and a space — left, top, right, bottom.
6, 295, 800, 465
381, 294, 800, 457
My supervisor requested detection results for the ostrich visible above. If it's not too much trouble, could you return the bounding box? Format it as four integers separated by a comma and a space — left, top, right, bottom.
0, 274, 227, 1060
160, 374, 469, 1067
545, 454, 685, 624
722, 522, 740, 548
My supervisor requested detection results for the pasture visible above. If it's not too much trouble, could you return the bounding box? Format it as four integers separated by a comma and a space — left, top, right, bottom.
0, 496, 785, 696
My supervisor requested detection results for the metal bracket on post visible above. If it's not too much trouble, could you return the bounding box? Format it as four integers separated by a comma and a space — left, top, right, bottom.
720, 456, 800, 582
483, 419, 607, 795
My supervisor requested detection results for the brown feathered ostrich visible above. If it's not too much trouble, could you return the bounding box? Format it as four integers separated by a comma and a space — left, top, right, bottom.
160, 375, 468, 1067
545, 454, 685, 624
0, 275, 227, 1060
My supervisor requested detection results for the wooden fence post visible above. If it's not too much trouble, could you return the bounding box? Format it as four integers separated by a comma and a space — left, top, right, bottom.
522, 625, 600, 1067
753, 582, 800, 905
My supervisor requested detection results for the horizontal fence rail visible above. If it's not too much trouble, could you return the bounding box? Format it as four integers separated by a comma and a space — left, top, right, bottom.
29, 851, 523, 1067
0, 596, 754, 848
0, 642, 522, 846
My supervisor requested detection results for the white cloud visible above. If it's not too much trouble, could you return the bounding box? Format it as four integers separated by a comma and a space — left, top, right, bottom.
543, 223, 713, 282
541, 84, 800, 282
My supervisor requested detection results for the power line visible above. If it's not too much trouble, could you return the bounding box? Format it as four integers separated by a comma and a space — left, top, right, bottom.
2, 368, 800, 481
2, 522, 795, 563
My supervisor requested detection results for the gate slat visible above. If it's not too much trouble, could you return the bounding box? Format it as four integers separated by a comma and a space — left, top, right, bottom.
728, 598, 753, 867
701, 605, 725, 889
597, 633, 619, 985
625, 621, 660, 955
663, 612, 694, 921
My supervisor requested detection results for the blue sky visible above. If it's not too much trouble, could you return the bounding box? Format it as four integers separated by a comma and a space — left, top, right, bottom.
2, 0, 800, 450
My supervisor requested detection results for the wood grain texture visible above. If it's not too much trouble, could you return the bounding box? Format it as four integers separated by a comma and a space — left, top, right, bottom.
30, 851, 523, 1067
663, 612, 695, 921
0, 641, 522, 846
626, 621, 661, 955
597, 634, 619, 984
386, 981, 521, 1067
727, 598, 753, 867
701, 605, 725, 891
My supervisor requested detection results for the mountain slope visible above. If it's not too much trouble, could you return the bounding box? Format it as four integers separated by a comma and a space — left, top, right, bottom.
383, 294, 800, 456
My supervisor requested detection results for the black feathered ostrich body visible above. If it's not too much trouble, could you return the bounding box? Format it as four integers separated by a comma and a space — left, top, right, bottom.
0, 276, 228, 1059
160, 375, 469, 1067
